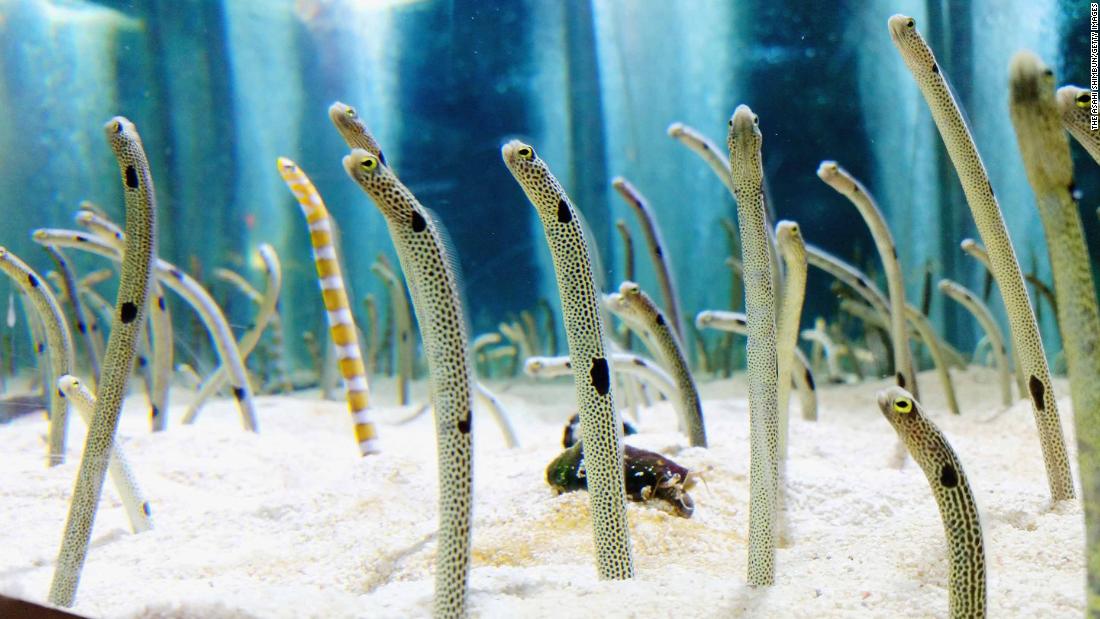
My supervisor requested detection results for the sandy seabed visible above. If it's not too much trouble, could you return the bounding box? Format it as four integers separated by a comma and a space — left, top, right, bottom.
0, 368, 1086, 618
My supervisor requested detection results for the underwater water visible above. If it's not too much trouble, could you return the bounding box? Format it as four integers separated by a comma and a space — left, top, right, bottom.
0, 0, 1098, 617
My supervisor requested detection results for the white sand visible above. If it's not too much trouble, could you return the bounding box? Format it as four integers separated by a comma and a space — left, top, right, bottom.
0, 368, 1085, 618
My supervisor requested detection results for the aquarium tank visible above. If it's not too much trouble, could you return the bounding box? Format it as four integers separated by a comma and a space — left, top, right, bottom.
0, 0, 1097, 617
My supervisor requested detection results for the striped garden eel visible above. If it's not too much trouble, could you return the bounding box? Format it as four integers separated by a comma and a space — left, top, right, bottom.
343, 148, 474, 616
76, 209, 173, 429
695, 310, 817, 420
727, 105, 780, 586
890, 14, 1073, 501
1010, 53, 1100, 609
57, 374, 151, 534
775, 221, 807, 452
182, 245, 283, 428
525, 353, 678, 402
45, 246, 100, 384
877, 386, 985, 618
604, 281, 706, 446
0, 248, 74, 465
49, 117, 158, 608
612, 178, 686, 342
817, 161, 916, 395
502, 140, 634, 580
371, 258, 414, 405
939, 279, 1012, 408
1055, 86, 1100, 164
279, 157, 378, 455
959, 239, 1027, 397
33, 229, 258, 431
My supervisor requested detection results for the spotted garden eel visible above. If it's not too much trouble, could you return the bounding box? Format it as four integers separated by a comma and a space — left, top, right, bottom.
939, 279, 1012, 408
1055, 86, 1100, 164
0, 248, 74, 465
472, 382, 518, 448
48, 117, 158, 607
343, 148, 474, 616
611, 178, 686, 342
76, 209, 173, 430
1010, 53, 1100, 609
817, 161, 916, 395
727, 105, 780, 585
614, 219, 635, 349
329, 101, 388, 164
890, 14, 1073, 500
695, 310, 816, 420
215, 264, 293, 390
525, 353, 677, 402
57, 375, 151, 533
877, 386, 986, 618
502, 140, 634, 579
371, 258, 413, 405
33, 228, 258, 432
959, 239, 1027, 397
362, 293, 381, 374
278, 157, 378, 455
603, 281, 706, 446
800, 325, 841, 383
45, 246, 100, 384
775, 221, 807, 453
182, 245, 283, 428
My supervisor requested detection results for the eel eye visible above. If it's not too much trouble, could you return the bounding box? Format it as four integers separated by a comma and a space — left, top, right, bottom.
752, 115, 759, 125
517, 146, 533, 161
728, 119, 734, 128
360, 156, 379, 171
906, 18, 915, 28
893, 397, 913, 414
110, 120, 122, 134
1077, 92, 1092, 108
345, 107, 357, 118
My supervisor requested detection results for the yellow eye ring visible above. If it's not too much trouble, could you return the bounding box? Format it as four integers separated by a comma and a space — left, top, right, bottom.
893, 397, 913, 414
1077, 93, 1091, 108
346, 107, 357, 118
360, 156, 379, 171
517, 146, 533, 161
110, 121, 122, 134
906, 18, 915, 28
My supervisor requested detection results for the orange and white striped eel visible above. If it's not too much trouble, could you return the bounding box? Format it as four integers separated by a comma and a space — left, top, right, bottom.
277, 157, 378, 455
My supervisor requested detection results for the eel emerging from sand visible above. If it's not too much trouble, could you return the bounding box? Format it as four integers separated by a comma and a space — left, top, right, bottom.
1010, 53, 1100, 612
44, 246, 100, 384
343, 148, 473, 617
57, 375, 151, 534
877, 386, 985, 618
49, 117, 158, 608
817, 162, 916, 395
727, 104, 780, 586
890, 14, 1073, 501
775, 221, 808, 448
604, 281, 706, 447
502, 140, 634, 580
1055, 85, 1100, 164
0, 249, 74, 465
612, 178, 686, 342
959, 238, 1027, 397
938, 279, 1012, 407
278, 157, 378, 455
371, 258, 414, 405
524, 353, 678, 403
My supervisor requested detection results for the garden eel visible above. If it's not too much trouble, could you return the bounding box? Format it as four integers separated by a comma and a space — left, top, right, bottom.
727, 105, 780, 586
343, 148, 474, 617
877, 386, 985, 618
499, 320, 534, 362
695, 310, 817, 420
49, 117, 158, 608
525, 353, 677, 402
1055, 85, 1100, 164
371, 258, 413, 405
537, 297, 559, 355
279, 157, 378, 455
216, 265, 293, 390
775, 221, 806, 454
902, 305, 960, 416
614, 220, 635, 350
76, 209, 173, 430
182, 245, 282, 428
502, 140, 634, 579
33, 229, 258, 432
520, 310, 541, 355
959, 239, 1027, 396
604, 281, 706, 446
817, 161, 916, 395
472, 332, 502, 375
0, 249, 74, 465
611, 177, 686, 342
890, 14, 1073, 501
363, 294, 381, 374
45, 247, 100, 384
1010, 54, 1100, 609
939, 279, 1012, 408
57, 374, 151, 534
472, 382, 518, 448
800, 325, 841, 382
80, 268, 113, 289
329, 101, 388, 165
